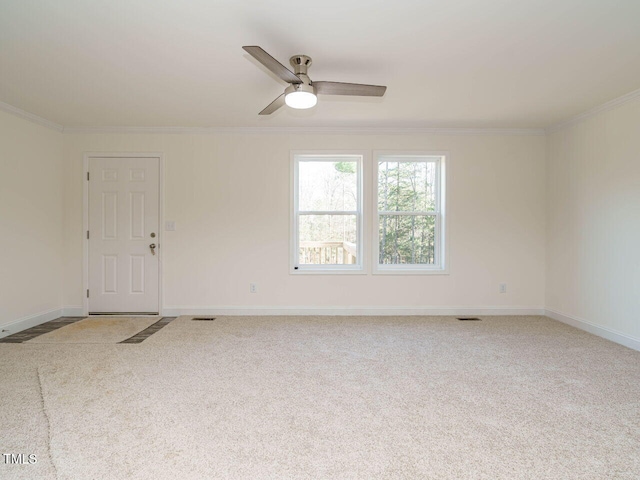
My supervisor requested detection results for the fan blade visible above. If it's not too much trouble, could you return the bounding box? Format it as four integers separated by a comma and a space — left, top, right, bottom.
314, 81, 387, 97
243, 46, 302, 84
259, 94, 286, 115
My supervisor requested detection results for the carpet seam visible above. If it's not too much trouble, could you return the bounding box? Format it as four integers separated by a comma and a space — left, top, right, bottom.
36, 366, 59, 480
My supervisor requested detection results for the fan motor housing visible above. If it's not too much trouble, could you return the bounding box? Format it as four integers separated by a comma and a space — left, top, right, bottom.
284, 83, 317, 96
290, 55, 312, 76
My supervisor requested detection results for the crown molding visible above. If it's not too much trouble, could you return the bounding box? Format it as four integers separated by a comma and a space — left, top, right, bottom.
0, 101, 64, 132
9, 88, 639, 138
546, 87, 640, 134
61, 125, 546, 135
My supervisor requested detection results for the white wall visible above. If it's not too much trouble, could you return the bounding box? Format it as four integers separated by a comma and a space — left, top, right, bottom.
0, 110, 64, 333
546, 97, 640, 345
4, 93, 638, 344
63, 132, 546, 314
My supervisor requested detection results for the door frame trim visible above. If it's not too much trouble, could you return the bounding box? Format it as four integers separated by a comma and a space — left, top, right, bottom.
82, 152, 165, 316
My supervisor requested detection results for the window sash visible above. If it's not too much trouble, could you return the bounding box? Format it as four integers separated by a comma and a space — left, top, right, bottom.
298, 211, 358, 216
377, 213, 441, 269
375, 155, 445, 270
378, 211, 437, 216
292, 153, 363, 272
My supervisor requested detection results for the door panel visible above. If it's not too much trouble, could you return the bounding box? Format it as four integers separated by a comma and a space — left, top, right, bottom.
89, 157, 159, 313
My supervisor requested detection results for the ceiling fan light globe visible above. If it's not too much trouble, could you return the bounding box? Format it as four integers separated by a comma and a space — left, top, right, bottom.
285, 91, 317, 109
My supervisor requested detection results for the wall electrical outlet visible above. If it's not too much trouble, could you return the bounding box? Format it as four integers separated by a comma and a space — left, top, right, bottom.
165, 221, 176, 231
499, 283, 507, 294
250, 283, 257, 293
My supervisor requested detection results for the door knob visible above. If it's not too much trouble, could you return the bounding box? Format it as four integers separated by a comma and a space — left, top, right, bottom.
149, 243, 156, 255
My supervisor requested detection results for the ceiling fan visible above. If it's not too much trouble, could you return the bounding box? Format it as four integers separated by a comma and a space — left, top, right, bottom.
243, 46, 387, 115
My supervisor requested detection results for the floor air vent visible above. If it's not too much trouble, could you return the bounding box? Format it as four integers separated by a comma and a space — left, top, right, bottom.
192, 317, 216, 321
458, 317, 481, 321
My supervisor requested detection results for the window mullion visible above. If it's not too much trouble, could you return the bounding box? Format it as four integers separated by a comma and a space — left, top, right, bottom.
377, 211, 437, 216
298, 211, 358, 216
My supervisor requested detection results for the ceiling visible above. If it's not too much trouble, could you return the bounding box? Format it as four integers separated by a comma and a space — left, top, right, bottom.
1, 0, 639, 129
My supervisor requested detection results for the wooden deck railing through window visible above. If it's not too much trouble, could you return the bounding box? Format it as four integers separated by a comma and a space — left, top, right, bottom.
299, 241, 357, 265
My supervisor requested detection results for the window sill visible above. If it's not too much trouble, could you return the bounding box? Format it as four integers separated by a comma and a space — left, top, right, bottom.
372, 267, 449, 275
290, 267, 367, 275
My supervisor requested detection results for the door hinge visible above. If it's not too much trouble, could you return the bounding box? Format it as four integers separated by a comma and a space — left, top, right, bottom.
87, 230, 90, 239
87, 289, 90, 298
87, 172, 90, 181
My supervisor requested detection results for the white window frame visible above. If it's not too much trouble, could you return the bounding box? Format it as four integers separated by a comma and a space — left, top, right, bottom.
373, 152, 448, 275
291, 151, 366, 274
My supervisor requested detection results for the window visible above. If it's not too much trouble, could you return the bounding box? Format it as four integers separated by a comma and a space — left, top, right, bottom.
374, 154, 446, 273
292, 153, 363, 273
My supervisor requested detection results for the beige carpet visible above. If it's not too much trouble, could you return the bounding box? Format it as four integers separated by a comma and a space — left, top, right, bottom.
27, 316, 159, 344
1, 315, 640, 479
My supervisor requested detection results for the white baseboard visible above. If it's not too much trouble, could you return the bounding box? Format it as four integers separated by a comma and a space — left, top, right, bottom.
162, 306, 545, 317
7, 306, 635, 353
545, 309, 640, 352
0, 308, 64, 338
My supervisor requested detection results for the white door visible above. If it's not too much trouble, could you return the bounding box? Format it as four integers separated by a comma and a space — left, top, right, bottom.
88, 157, 160, 313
